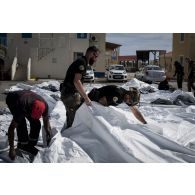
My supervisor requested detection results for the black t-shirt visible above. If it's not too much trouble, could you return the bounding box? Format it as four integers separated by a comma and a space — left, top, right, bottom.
158, 79, 169, 90
88, 85, 124, 106
175, 63, 184, 75
63, 56, 88, 92
6, 90, 48, 123
189, 60, 195, 79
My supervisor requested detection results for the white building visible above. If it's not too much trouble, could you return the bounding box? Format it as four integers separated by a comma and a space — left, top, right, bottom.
0, 33, 106, 80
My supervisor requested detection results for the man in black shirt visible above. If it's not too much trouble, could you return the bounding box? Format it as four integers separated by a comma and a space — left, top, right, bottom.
6, 90, 52, 160
185, 58, 195, 96
158, 78, 170, 90
88, 85, 147, 124
173, 61, 184, 89
61, 46, 100, 128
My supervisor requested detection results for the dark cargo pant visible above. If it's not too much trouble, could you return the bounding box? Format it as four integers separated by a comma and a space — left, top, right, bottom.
61, 87, 81, 128
187, 76, 195, 97
177, 74, 183, 89
17, 117, 41, 146
188, 77, 195, 90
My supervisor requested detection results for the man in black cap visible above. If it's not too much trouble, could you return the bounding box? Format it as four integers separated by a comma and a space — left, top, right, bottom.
61, 46, 100, 128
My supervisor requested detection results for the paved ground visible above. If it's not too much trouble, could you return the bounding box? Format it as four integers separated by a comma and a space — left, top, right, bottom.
0, 80, 44, 108
0, 75, 189, 109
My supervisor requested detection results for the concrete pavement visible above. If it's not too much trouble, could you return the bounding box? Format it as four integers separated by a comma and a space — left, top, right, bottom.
0, 80, 46, 108
0, 77, 189, 109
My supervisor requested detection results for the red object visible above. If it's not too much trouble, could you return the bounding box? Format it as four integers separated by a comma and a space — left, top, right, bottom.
31, 100, 46, 119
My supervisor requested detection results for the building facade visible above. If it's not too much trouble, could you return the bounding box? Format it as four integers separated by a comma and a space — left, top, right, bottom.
0, 33, 7, 80
0, 33, 106, 80
172, 33, 195, 79
159, 51, 172, 78
118, 55, 137, 72
105, 42, 121, 68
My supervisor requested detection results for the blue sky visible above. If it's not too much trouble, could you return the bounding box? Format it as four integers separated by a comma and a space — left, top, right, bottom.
106, 33, 172, 56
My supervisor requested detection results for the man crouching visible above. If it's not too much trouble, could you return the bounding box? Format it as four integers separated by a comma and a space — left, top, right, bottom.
88, 85, 147, 124
6, 90, 52, 160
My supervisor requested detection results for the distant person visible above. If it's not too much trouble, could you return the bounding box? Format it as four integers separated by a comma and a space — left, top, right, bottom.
173, 61, 184, 89
61, 46, 100, 128
6, 90, 51, 160
158, 78, 170, 90
88, 85, 147, 124
185, 57, 195, 96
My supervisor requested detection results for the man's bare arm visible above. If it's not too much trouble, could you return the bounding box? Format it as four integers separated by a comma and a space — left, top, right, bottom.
130, 106, 147, 124
74, 73, 91, 105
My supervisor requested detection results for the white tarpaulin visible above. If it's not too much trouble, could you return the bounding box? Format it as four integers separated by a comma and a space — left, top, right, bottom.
60, 102, 195, 163
1, 79, 195, 163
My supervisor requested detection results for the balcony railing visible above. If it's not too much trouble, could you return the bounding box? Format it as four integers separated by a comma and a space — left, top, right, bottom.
37, 48, 55, 60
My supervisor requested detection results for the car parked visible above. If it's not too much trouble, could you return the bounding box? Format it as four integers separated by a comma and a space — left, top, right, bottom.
83, 66, 95, 82
105, 64, 127, 82
134, 65, 166, 83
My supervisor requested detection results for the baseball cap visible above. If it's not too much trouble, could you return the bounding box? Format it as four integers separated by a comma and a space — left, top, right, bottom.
31, 100, 46, 119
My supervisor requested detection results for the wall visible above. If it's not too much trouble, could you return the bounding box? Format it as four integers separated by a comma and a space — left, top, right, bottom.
89, 33, 106, 73
6, 33, 39, 65
105, 48, 120, 68
5, 33, 106, 80
31, 34, 71, 79
159, 53, 172, 78
172, 33, 195, 79
31, 47, 68, 79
